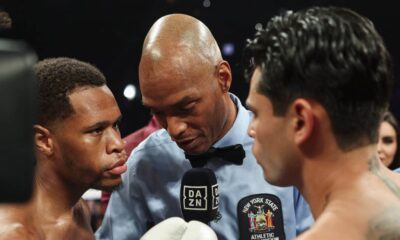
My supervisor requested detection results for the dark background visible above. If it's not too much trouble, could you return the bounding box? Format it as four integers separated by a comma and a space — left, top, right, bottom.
1, 0, 399, 137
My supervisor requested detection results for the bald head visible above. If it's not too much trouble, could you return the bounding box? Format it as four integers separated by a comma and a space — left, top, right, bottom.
141, 14, 222, 68
138, 14, 235, 153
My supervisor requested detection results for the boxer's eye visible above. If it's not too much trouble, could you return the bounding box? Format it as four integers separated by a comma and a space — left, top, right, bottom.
89, 127, 104, 135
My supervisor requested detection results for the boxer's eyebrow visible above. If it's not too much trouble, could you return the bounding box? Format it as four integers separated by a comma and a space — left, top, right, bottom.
82, 115, 122, 133
246, 101, 256, 113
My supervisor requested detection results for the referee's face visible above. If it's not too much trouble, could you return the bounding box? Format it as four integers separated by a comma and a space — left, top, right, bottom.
140, 55, 232, 155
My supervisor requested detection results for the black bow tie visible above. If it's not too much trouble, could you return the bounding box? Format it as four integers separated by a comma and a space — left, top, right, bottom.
185, 144, 246, 168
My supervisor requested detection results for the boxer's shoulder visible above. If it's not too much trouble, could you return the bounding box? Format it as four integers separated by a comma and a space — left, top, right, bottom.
0, 223, 40, 240
295, 210, 352, 240
0, 208, 42, 240
40, 200, 93, 240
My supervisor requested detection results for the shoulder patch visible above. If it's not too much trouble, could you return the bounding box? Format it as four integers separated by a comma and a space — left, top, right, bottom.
237, 194, 285, 240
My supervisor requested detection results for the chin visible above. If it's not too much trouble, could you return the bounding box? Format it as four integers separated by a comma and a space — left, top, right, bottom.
93, 178, 123, 192
182, 141, 211, 154
263, 172, 291, 187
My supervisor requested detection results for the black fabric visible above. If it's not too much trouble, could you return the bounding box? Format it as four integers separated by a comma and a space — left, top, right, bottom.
237, 194, 286, 240
0, 39, 37, 202
185, 144, 245, 168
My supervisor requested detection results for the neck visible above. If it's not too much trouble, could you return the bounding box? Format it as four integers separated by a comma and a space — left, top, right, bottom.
33, 159, 86, 219
298, 143, 378, 219
216, 94, 237, 142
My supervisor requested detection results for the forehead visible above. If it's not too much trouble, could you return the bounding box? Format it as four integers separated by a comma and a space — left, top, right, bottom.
249, 67, 262, 92
140, 48, 212, 83
140, 55, 213, 108
247, 67, 274, 112
66, 85, 120, 124
248, 67, 263, 104
142, 84, 200, 110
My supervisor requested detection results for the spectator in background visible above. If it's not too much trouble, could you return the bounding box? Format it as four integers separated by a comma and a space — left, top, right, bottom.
0, 10, 11, 30
378, 111, 400, 170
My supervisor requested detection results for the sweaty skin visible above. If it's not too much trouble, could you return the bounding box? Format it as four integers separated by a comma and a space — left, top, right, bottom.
246, 68, 400, 240
0, 85, 127, 240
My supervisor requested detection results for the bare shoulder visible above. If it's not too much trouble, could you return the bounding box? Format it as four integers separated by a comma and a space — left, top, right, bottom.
387, 169, 400, 186
365, 169, 400, 238
0, 223, 37, 240
0, 204, 42, 239
294, 211, 349, 240
41, 200, 93, 239
297, 202, 400, 240
367, 207, 400, 239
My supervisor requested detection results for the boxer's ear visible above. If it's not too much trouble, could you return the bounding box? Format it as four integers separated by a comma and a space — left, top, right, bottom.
290, 99, 314, 146
33, 124, 54, 156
